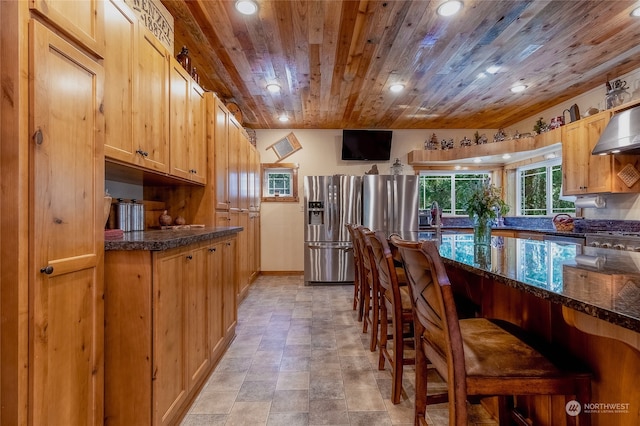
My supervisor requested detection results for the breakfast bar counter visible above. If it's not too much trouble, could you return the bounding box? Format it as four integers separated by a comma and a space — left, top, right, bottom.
418, 233, 640, 426
427, 233, 640, 333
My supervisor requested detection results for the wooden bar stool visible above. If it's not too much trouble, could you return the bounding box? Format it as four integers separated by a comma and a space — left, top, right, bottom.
367, 230, 415, 404
346, 223, 364, 321
391, 236, 592, 426
354, 226, 380, 352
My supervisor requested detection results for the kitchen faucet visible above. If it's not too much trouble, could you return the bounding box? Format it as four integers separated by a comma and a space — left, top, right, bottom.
430, 201, 441, 228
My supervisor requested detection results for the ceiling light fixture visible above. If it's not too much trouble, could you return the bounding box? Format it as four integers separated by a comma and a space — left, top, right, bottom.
278, 115, 289, 122
502, 154, 511, 160
266, 83, 281, 93
631, 6, 640, 17
437, 0, 463, 17
510, 84, 527, 93
473, 158, 482, 163
486, 65, 500, 74
389, 84, 405, 93
235, 0, 258, 15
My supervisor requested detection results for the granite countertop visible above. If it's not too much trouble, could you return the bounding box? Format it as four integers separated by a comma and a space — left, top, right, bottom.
417, 233, 640, 333
105, 226, 243, 251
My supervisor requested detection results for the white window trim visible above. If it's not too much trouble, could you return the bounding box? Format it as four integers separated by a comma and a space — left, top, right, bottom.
516, 158, 562, 216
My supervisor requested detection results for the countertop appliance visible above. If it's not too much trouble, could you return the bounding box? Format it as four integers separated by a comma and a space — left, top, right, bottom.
361, 174, 419, 235
304, 175, 362, 285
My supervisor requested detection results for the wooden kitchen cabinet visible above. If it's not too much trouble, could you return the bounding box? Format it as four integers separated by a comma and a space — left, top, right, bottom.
562, 111, 640, 195
238, 211, 251, 300
213, 95, 231, 210
134, 25, 170, 173
221, 238, 239, 335
169, 57, 206, 184
153, 249, 189, 426
103, 0, 137, 165
29, 19, 104, 426
105, 236, 238, 426
205, 241, 225, 359
30, 0, 104, 57
228, 116, 241, 211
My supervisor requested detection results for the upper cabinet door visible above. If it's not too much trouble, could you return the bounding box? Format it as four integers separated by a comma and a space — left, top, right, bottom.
213, 98, 230, 210
29, 19, 104, 426
135, 26, 169, 173
104, 0, 137, 163
30, 0, 105, 57
169, 57, 192, 180
189, 82, 207, 184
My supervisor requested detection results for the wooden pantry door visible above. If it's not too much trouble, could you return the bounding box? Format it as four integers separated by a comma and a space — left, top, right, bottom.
29, 20, 104, 426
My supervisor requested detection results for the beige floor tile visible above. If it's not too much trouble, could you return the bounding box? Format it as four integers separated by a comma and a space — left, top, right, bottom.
225, 401, 271, 425
270, 389, 309, 412
345, 387, 388, 411
309, 399, 350, 425
275, 371, 310, 390
189, 389, 237, 415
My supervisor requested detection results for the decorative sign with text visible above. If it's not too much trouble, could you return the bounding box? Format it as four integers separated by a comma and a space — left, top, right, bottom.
124, 0, 174, 52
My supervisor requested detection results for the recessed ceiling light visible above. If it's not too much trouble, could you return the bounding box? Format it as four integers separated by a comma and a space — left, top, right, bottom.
278, 115, 289, 122
437, 1, 463, 17
266, 83, 281, 93
502, 154, 511, 160
454, 165, 461, 170
389, 84, 405, 93
510, 84, 527, 93
235, 0, 258, 15
473, 158, 482, 163
631, 6, 640, 17
486, 65, 500, 74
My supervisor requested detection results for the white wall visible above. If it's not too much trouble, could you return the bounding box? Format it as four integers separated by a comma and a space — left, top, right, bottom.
257, 68, 640, 272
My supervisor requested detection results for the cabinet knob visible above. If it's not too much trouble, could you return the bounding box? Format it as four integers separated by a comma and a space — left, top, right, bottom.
33, 129, 44, 145
186, 255, 193, 260
136, 149, 149, 157
209, 248, 216, 252
40, 265, 54, 275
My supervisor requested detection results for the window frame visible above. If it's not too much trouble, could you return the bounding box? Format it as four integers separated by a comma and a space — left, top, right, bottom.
516, 159, 574, 216
418, 171, 492, 216
261, 163, 299, 202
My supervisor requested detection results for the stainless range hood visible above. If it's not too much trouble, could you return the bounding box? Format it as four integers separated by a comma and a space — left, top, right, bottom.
591, 105, 640, 155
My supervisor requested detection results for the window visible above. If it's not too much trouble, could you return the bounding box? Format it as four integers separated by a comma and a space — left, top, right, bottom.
419, 172, 490, 215
517, 160, 574, 216
261, 163, 299, 202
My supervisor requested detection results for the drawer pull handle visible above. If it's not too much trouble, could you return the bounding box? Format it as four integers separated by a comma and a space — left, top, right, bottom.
40, 265, 54, 275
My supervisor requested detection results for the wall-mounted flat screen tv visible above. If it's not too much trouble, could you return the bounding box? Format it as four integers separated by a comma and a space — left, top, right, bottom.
341, 129, 393, 161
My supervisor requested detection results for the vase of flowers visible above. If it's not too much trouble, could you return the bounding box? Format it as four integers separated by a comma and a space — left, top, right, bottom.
464, 180, 510, 265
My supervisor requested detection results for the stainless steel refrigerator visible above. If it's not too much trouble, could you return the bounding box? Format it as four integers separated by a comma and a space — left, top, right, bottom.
304, 175, 362, 285
361, 174, 420, 237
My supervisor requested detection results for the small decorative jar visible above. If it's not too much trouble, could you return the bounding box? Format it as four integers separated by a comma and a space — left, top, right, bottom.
176, 46, 191, 74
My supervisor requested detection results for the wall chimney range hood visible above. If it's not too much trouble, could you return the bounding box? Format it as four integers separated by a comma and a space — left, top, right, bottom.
591, 105, 640, 155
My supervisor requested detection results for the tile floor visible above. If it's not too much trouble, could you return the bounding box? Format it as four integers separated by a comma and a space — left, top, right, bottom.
181, 275, 497, 426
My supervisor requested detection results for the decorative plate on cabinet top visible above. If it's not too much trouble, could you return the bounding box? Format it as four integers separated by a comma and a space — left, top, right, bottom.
226, 102, 243, 124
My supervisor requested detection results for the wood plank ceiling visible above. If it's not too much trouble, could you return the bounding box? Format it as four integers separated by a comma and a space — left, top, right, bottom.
161, 0, 640, 130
